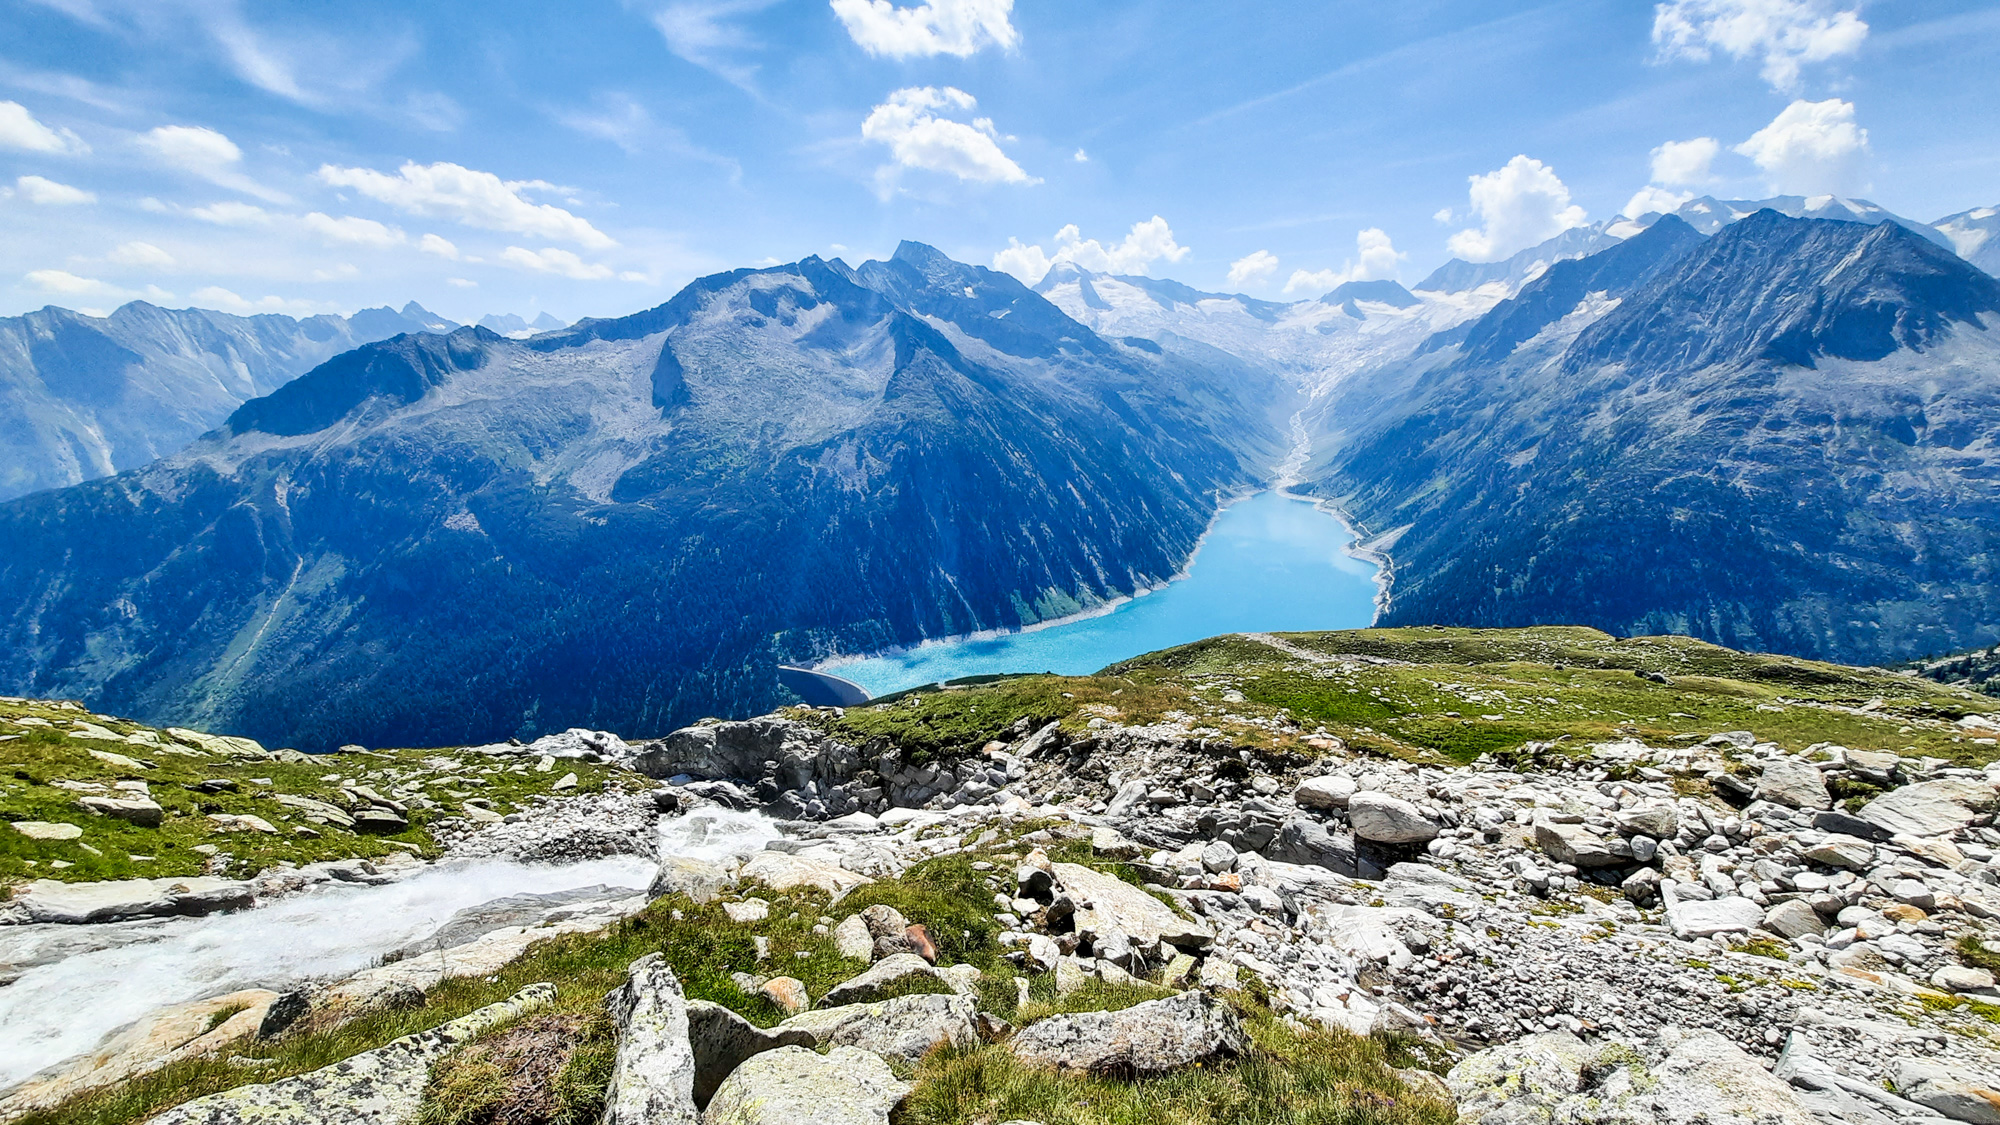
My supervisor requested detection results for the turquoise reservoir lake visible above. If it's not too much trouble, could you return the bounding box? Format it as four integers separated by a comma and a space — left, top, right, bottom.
825, 490, 1381, 698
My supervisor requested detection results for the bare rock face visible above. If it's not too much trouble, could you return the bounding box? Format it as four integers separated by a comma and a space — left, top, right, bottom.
144, 984, 556, 1125
1007, 991, 1250, 1076
1049, 862, 1213, 958
602, 954, 700, 1125
1860, 779, 1997, 839
701, 1045, 909, 1125
685, 1000, 816, 1110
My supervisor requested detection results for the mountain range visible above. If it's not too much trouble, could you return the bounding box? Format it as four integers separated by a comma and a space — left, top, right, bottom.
0, 244, 1284, 751
0, 301, 571, 503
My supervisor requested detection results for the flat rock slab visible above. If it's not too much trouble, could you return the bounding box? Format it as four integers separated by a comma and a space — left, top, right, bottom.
1051, 863, 1212, 956
817, 953, 955, 1007
9, 821, 82, 841
652, 857, 737, 904
1861, 779, 1997, 839
703, 1045, 909, 1125
739, 852, 871, 899
1668, 896, 1765, 939
1755, 758, 1831, 809
1534, 821, 1619, 867
1008, 991, 1249, 1076
16, 877, 254, 924
145, 984, 555, 1125
1346, 792, 1438, 844
780, 993, 977, 1067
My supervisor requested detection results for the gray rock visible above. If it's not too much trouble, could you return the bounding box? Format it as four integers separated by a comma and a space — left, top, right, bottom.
1803, 834, 1875, 869
1534, 821, 1619, 867
1755, 757, 1832, 810
1008, 991, 1249, 1076
1265, 817, 1361, 877
832, 914, 874, 960
1293, 775, 1356, 810
1089, 825, 1144, 859
9, 821, 82, 841
1613, 801, 1679, 839
778, 993, 978, 1066
686, 1000, 816, 1109
1762, 899, 1825, 939
1668, 896, 1764, 938
1199, 841, 1238, 874
1346, 792, 1438, 844
1932, 966, 1998, 994
16, 876, 253, 924
818, 953, 953, 1007
651, 857, 737, 904
145, 984, 555, 1125
603, 954, 699, 1125
1860, 779, 1996, 839
1450, 1027, 1817, 1125
1895, 1060, 2000, 1125
76, 796, 164, 828
702, 1045, 909, 1125
740, 852, 871, 899
1051, 862, 1213, 955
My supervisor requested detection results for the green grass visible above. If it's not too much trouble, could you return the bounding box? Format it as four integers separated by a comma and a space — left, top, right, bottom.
899, 996, 1456, 1125
0, 697, 622, 888
1958, 935, 2000, 973
810, 626, 2000, 770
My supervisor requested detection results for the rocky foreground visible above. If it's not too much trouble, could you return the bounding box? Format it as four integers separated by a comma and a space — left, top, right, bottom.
8, 626, 2000, 1125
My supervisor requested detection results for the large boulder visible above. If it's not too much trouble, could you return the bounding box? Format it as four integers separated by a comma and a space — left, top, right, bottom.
1265, 818, 1361, 877
1895, 1060, 2000, 1125
1755, 758, 1832, 809
1534, 821, 1620, 867
1613, 802, 1679, 839
1345, 792, 1438, 844
1450, 1027, 1817, 1125
1861, 779, 1997, 839
1008, 991, 1249, 1076
1293, 775, 1357, 810
779, 993, 978, 1067
702, 1045, 909, 1125
145, 985, 555, 1125
1050, 863, 1213, 956
15, 877, 253, 924
603, 954, 699, 1125
686, 1001, 816, 1109
76, 795, 164, 828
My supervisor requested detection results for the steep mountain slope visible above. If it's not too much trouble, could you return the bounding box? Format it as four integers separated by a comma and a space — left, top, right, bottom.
1304, 210, 2000, 665
0, 300, 459, 501
0, 244, 1285, 751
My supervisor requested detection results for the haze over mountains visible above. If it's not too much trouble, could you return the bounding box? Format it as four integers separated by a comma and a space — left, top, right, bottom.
1, 194, 1998, 750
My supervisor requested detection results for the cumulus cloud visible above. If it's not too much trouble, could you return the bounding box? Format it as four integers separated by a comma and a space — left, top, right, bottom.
25, 268, 170, 304
830, 0, 1017, 59
862, 86, 1032, 185
136, 124, 285, 201
1650, 136, 1720, 185
15, 175, 94, 205
501, 246, 615, 279
0, 100, 87, 153
1227, 250, 1279, 286
419, 233, 461, 259
318, 161, 615, 249
1734, 97, 1869, 194
1652, 0, 1867, 92
108, 241, 175, 268
301, 212, 405, 247
1282, 228, 1405, 295
189, 286, 324, 315
1444, 156, 1588, 263
1622, 185, 1695, 219
991, 217, 1188, 284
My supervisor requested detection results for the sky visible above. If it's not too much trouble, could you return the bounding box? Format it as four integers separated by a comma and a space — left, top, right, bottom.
0, 0, 1996, 323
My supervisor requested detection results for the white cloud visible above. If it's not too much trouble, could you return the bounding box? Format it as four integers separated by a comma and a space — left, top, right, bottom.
318, 161, 616, 249
650, 0, 779, 90
1073, 149, 1088, 163
1734, 97, 1869, 194
25, 268, 170, 303
1652, 0, 1867, 92
419, 233, 461, 259
136, 124, 285, 202
991, 216, 1189, 284
861, 86, 1033, 186
1227, 250, 1279, 286
109, 241, 175, 268
1281, 228, 1406, 294
16, 174, 94, 205
501, 246, 615, 280
188, 201, 273, 226
1622, 185, 1695, 219
830, 0, 1017, 59
0, 100, 86, 153
1444, 155, 1588, 263
1649, 136, 1720, 185
446, 277, 478, 288
189, 286, 323, 315
301, 212, 405, 247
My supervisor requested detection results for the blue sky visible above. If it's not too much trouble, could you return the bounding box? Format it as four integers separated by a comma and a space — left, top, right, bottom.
0, 0, 1996, 322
